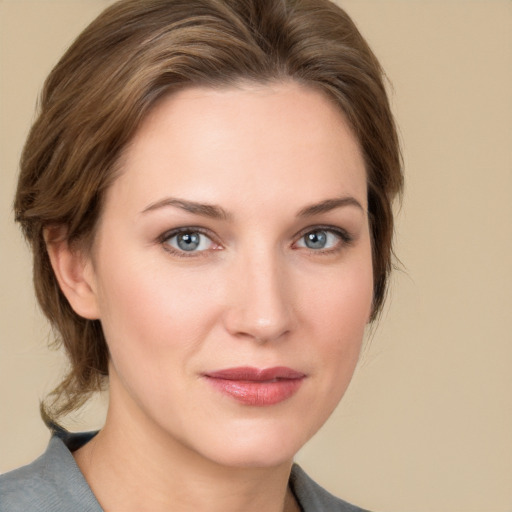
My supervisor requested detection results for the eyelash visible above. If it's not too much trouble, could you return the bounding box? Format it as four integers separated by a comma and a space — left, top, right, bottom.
293, 225, 354, 254
157, 225, 354, 258
158, 227, 220, 258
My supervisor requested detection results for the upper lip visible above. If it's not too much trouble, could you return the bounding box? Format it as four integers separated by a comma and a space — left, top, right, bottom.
204, 366, 305, 381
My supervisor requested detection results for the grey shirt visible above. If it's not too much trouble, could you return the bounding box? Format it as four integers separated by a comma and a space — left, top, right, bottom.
0, 431, 368, 511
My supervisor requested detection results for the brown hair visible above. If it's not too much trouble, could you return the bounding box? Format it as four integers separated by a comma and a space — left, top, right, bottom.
14, 0, 403, 421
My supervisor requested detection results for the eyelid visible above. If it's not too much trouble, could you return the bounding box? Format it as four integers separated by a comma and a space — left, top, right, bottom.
156, 224, 354, 258
292, 225, 354, 251
158, 226, 222, 256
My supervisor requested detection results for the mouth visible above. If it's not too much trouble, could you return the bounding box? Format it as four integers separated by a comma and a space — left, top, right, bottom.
203, 366, 306, 406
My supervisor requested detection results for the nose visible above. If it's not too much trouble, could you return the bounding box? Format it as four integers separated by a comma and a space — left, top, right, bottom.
222, 250, 294, 343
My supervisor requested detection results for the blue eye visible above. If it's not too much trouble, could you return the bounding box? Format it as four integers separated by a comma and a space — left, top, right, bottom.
296, 229, 346, 251
164, 230, 215, 253
304, 231, 328, 249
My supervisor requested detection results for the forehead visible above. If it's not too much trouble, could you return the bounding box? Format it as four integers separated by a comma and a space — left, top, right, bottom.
108, 81, 367, 215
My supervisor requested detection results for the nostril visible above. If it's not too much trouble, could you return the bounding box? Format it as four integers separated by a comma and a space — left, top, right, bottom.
223, 308, 293, 344
222, 256, 294, 342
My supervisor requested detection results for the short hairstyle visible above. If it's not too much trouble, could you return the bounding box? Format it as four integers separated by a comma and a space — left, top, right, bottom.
14, 0, 403, 421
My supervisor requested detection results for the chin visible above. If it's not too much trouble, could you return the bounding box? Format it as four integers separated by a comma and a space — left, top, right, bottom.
205, 441, 299, 469
188, 416, 317, 470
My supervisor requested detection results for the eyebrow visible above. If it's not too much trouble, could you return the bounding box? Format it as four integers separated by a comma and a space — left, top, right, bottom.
297, 196, 365, 217
141, 198, 230, 220
141, 195, 364, 220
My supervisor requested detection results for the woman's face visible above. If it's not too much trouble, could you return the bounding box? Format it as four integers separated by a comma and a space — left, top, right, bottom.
85, 82, 373, 467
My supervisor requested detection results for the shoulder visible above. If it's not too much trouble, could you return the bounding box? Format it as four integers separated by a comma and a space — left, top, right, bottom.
0, 432, 101, 512
290, 464, 371, 512
0, 449, 55, 512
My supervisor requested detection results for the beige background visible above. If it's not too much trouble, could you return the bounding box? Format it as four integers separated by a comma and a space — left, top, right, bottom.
1, 1, 511, 511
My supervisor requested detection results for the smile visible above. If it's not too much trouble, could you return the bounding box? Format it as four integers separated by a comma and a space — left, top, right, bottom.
203, 367, 306, 406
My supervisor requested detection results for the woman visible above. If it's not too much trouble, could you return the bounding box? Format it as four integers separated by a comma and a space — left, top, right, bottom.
1, 0, 402, 511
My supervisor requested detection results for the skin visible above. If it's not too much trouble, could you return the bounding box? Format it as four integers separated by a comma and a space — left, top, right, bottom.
49, 81, 373, 512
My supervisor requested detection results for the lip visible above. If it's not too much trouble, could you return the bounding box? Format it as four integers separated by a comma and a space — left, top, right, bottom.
203, 366, 306, 406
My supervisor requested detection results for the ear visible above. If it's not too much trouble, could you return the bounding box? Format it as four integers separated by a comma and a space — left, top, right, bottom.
45, 227, 100, 320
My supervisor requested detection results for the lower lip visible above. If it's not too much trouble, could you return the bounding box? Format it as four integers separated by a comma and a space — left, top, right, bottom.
205, 377, 304, 406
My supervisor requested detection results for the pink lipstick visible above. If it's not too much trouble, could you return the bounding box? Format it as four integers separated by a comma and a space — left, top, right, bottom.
203, 367, 305, 406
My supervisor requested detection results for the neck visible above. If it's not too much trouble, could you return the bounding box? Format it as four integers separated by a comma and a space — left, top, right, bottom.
73, 384, 299, 512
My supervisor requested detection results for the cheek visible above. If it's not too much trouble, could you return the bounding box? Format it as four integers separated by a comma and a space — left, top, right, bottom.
304, 254, 373, 336
92, 258, 226, 423
301, 253, 373, 379
93, 255, 221, 371
286, 254, 373, 440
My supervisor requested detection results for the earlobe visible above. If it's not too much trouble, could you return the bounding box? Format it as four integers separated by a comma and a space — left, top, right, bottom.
45, 227, 100, 320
